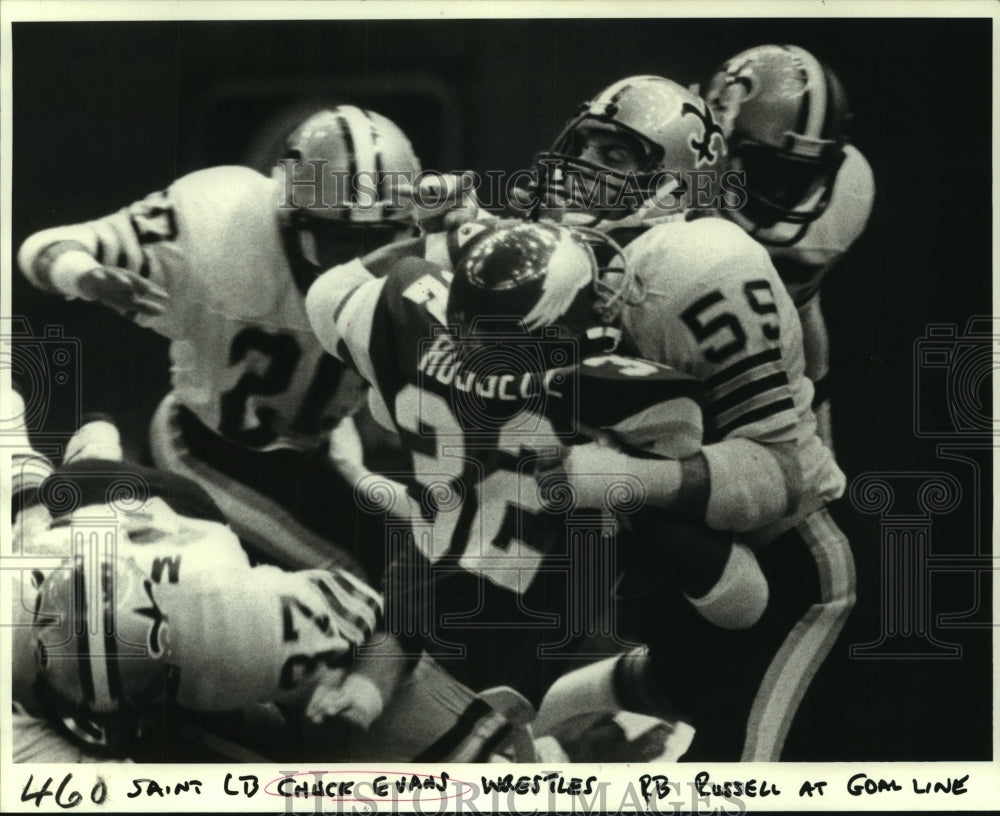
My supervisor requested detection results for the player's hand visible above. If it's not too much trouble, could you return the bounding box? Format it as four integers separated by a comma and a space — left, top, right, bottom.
305, 668, 385, 731
400, 172, 481, 234
76, 266, 169, 318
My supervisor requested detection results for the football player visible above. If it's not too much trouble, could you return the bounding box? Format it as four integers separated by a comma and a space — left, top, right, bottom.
703, 45, 875, 448
304, 220, 769, 761
523, 75, 856, 761
7, 394, 382, 762
17, 106, 422, 576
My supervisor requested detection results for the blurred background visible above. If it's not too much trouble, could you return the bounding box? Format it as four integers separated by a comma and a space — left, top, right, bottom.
8, 17, 993, 761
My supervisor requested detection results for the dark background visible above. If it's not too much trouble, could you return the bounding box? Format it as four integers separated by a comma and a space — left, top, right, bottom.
8, 18, 994, 761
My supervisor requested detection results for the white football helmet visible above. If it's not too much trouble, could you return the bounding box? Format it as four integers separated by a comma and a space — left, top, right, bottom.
522, 76, 728, 230
275, 106, 422, 270
32, 551, 168, 753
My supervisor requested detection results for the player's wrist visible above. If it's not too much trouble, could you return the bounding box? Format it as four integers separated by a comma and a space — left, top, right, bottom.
630, 454, 711, 516
33, 242, 99, 299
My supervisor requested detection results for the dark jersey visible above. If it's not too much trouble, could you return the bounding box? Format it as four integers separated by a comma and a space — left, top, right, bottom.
307, 255, 702, 703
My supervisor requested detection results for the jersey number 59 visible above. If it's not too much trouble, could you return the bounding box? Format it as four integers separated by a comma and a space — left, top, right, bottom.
681, 279, 780, 363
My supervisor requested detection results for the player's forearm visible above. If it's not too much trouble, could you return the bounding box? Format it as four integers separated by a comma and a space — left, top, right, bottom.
556, 436, 802, 532
798, 293, 830, 386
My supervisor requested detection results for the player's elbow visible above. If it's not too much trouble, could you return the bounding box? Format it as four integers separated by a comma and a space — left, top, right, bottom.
17, 229, 62, 287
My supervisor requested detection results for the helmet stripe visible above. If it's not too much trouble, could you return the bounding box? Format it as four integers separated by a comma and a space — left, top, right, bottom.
363, 110, 389, 203
334, 109, 359, 185
101, 558, 123, 708
339, 106, 379, 208
74, 554, 96, 705
786, 45, 827, 139
86, 549, 114, 712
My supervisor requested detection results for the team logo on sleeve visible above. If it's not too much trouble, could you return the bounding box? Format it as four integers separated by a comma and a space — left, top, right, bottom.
681, 101, 726, 167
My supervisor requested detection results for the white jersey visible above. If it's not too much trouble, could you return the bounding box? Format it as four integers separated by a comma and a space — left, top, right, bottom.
19, 166, 356, 450
621, 217, 845, 536
10, 478, 381, 715
727, 145, 875, 306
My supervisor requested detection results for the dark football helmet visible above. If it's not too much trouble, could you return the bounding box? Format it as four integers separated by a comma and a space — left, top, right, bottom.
447, 221, 640, 351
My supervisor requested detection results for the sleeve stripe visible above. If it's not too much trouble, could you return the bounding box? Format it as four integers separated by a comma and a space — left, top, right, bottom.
93, 221, 124, 267
706, 360, 786, 403
705, 371, 790, 421
703, 347, 783, 391
413, 698, 493, 762
332, 281, 367, 325
714, 397, 796, 438
311, 576, 376, 642
331, 568, 383, 612
712, 389, 793, 432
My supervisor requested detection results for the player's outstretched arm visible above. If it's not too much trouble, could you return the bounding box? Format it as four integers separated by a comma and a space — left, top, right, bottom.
19, 233, 169, 318
538, 434, 801, 534
18, 194, 174, 321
